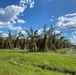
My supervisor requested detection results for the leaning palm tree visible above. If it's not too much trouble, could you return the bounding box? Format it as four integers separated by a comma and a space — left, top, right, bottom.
0, 38, 4, 49
2, 30, 12, 49
14, 31, 24, 49
58, 36, 66, 48
46, 25, 57, 51
25, 25, 73, 52
25, 27, 38, 52
40, 24, 49, 52
37, 25, 57, 52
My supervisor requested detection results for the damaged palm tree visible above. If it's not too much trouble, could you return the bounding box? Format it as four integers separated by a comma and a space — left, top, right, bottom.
25, 27, 38, 52
0, 24, 72, 51
46, 25, 57, 52
40, 25, 49, 52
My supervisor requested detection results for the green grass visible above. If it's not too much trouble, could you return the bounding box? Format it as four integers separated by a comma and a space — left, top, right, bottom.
0, 49, 76, 75
57, 47, 76, 55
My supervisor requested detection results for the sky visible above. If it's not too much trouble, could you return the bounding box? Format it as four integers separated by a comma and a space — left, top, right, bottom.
0, 0, 76, 44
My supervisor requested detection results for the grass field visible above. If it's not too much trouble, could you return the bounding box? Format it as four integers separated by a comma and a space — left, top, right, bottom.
0, 49, 76, 75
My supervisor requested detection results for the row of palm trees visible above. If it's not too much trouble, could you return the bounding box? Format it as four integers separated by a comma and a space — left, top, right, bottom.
0, 25, 72, 52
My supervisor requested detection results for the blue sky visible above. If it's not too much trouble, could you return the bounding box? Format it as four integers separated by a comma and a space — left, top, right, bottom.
0, 0, 76, 44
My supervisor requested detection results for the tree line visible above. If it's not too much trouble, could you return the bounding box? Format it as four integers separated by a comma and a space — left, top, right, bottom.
0, 25, 73, 52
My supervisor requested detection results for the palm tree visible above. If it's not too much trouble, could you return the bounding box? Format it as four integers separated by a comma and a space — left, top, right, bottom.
41, 25, 49, 52
0, 24, 73, 51
25, 27, 38, 52
46, 25, 57, 51
14, 31, 24, 49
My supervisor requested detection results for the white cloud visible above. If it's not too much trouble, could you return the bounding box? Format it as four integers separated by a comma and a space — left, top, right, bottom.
70, 35, 76, 45
0, 31, 3, 33
72, 31, 76, 34
54, 30, 61, 34
21, 30, 27, 34
0, 21, 22, 31
46, 28, 50, 31
37, 28, 50, 35
65, 13, 76, 17
2, 33, 8, 37
37, 28, 43, 35
50, 19, 53, 21
56, 13, 76, 30
9, 26, 22, 31
0, 5, 25, 30
0, 0, 35, 32
0, 0, 35, 38
20, 0, 35, 8
17, 30, 27, 35
0, 22, 11, 28
0, 5, 24, 22
29, 0, 35, 8
11, 20, 16, 24
17, 19, 26, 23
52, 16, 54, 18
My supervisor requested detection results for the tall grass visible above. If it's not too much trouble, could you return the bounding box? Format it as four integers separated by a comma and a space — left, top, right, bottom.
0, 50, 76, 75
